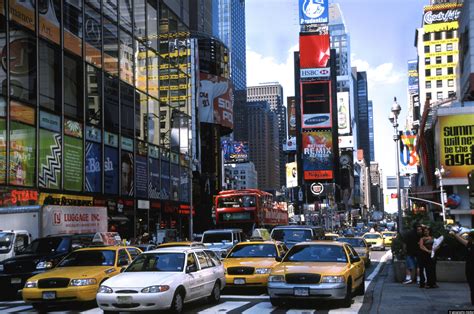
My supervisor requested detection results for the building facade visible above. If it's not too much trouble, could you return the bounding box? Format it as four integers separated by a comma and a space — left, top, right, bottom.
368, 100, 375, 161
458, 0, 474, 101
356, 72, 370, 166
224, 162, 258, 190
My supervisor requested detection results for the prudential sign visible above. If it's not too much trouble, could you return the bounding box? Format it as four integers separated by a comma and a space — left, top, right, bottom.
299, 0, 329, 25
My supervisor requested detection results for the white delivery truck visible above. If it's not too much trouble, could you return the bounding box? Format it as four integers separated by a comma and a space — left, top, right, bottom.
0, 230, 31, 262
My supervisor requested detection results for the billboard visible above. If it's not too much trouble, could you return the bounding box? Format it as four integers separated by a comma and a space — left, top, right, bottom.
299, 0, 329, 25
38, 129, 62, 189
287, 97, 297, 137
85, 142, 101, 193
161, 160, 170, 200
135, 155, 148, 198
299, 34, 330, 69
121, 151, 134, 196
9, 122, 36, 186
337, 92, 350, 135
222, 140, 249, 164
338, 135, 354, 149
399, 133, 419, 175
199, 73, 233, 129
104, 146, 119, 194
42, 206, 107, 235
423, 4, 461, 33
302, 131, 334, 180
301, 81, 331, 129
286, 162, 298, 188
438, 113, 474, 180
149, 157, 160, 199
64, 136, 83, 191
408, 60, 419, 94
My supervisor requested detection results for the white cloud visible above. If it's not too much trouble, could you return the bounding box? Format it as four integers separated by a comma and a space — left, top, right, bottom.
351, 57, 404, 89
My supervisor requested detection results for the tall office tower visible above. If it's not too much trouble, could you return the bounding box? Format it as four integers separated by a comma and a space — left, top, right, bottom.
233, 101, 280, 190
246, 84, 287, 189
356, 72, 370, 165
189, 0, 213, 36
368, 100, 375, 161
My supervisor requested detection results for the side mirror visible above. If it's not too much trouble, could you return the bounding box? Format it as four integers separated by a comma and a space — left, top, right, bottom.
275, 256, 282, 262
186, 264, 197, 273
221, 251, 227, 259
351, 256, 361, 263
118, 259, 129, 267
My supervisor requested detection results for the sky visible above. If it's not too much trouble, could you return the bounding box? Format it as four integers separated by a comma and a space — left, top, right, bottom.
245, 0, 427, 206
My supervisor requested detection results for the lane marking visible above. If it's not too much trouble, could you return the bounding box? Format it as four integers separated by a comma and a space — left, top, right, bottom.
198, 301, 249, 313
3, 305, 32, 312
367, 250, 391, 282
242, 301, 275, 313
222, 295, 269, 300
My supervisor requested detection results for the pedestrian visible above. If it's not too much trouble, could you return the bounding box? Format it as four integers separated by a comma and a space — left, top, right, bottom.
450, 230, 474, 305
419, 226, 438, 288
402, 223, 423, 284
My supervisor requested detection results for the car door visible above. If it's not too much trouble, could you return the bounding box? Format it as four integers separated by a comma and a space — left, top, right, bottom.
195, 250, 214, 296
184, 252, 203, 301
346, 245, 364, 290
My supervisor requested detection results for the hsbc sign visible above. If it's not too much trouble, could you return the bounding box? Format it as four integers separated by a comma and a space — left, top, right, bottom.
300, 67, 330, 79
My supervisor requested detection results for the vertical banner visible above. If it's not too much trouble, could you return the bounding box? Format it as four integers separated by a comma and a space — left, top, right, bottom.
302, 131, 334, 180
337, 92, 350, 135
121, 151, 134, 196
135, 155, 148, 198
9, 122, 35, 186
149, 157, 160, 199
38, 129, 62, 189
104, 146, 119, 194
64, 136, 83, 191
160, 160, 170, 200
399, 132, 419, 175
85, 141, 101, 192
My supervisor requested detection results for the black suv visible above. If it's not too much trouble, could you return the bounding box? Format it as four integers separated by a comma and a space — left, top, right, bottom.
0, 234, 94, 299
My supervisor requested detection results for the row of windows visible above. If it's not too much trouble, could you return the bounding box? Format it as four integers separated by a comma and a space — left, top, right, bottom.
426, 91, 456, 101
423, 30, 457, 42
425, 79, 455, 89
425, 67, 455, 76
424, 42, 455, 53
425, 55, 454, 65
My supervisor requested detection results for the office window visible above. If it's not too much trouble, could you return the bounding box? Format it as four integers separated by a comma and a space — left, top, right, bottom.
436, 68, 442, 76
64, 0, 83, 56
447, 55, 453, 63
39, 41, 61, 112
425, 81, 432, 89
103, 0, 118, 22
425, 69, 431, 77
103, 18, 119, 76
134, 0, 146, 42
437, 91, 443, 100
104, 75, 119, 132
424, 46, 430, 53
425, 57, 431, 65
121, 82, 134, 137
448, 67, 454, 75
119, 31, 134, 85
426, 92, 432, 100
435, 56, 442, 64
436, 80, 442, 88
423, 33, 431, 41
446, 30, 453, 39
447, 43, 453, 51
434, 32, 442, 40
435, 44, 441, 52
448, 91, 456, 98
119, 0, 133, 32
85, 5, 102, 67
64, 53, 84, 120
448, 79, 454, 87
86, 65, 102, 125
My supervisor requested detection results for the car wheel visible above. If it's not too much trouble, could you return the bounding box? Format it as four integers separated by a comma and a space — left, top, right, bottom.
270, 297, 284, 307
208, 282, 221, 304
356, 275, 365, 296
170, 290, 184, 314
32, 304, 48, 313
342, 280, 352, 308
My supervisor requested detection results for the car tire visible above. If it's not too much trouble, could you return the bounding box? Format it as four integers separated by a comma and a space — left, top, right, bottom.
356, 275, 365, 296
342, 280, 352, 308
208, 282, 221, 304
170, 290, 184, 314
270, 297, 284, 307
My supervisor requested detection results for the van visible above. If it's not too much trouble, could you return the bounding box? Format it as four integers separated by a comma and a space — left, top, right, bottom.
201, 229, 244, 258
270, 225, 325, 248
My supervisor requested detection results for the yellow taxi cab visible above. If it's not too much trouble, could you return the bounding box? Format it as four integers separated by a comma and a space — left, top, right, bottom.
325, 233, 340, 241
223, 241, 287, 287
381, 231, 397, 246
156, 241, 205, 248
362, 232, 385, 251
337, 237, 371, 267
267, 241, 365, 307
22, 246, 140, 311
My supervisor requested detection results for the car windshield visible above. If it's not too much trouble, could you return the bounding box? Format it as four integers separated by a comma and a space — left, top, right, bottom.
217, 195, 256, 208
272, 229, 312, 243
383, 232, 396, 238
125, 253, 185, 272
23, 237, 70, 254
228, 244, 277, 258
283, 245, 347, 263
337, 238, 366, 247
364, 234, 381, 239
202, 233, 233, 243
58, 250, 116, 267
0, 232, 14, 253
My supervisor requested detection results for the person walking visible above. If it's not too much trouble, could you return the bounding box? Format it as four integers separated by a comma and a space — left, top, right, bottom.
402, 223, 423, 284
419, 226, 438, 289
450, 230, 474, 305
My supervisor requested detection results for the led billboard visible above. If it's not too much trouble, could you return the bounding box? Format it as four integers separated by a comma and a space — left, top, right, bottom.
302, 131, 333, 180
299, 0, 329, 25
301, 81, 331, 129
423, 4, 462, 33
222, 140, 249, 164
299, 34, 330, 69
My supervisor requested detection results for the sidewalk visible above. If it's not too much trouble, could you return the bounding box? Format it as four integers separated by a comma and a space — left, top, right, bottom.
368, 260, 474, 314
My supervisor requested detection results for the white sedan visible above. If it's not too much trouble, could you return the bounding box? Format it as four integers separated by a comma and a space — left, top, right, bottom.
96, 247, 225, 313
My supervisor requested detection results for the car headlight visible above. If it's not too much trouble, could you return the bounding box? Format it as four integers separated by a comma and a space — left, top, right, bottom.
321, 276, 345, 283
255, 268, 272, 274
98, 285, 113, 294
36, 261, 53, 270
268, 275, 285, 282
25, 280, 37, 288
141, 285, 170, 293
70, 278, 97, 286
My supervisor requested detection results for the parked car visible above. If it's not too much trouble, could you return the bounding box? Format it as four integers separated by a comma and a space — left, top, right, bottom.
0, 233, 95, 299
22, 246, 140, 311
223, 241, 287, 287
96, 247, 225, 313
201, 229, 245, 258
270, 225, 325, 248
267, 241, 365, 307
337, 237, 371, 266
362, 232, 385, 251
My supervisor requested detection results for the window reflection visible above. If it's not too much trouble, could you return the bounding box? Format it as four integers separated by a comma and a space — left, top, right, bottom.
64, 0, 83, 56
104, 74, 119, 132
135, 43, 147, 92
64, 53, 84, 120
135, 92, 147, 141
85, 5, 102, 67
148, 98, 159, 145
39, 41, 61, 112
39, 0, 61, 44
104, 18, 119, 75
119, 31, 134, 85
120, 82, 134, 137
86, 65, 102, 125
119, 0, 133, 32
134, 0, 146, 42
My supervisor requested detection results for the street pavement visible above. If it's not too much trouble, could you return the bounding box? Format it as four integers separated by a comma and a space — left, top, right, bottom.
0, 250, 390, 313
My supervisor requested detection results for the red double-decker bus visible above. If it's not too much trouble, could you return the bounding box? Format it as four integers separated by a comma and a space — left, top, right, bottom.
214, 189, 288, 233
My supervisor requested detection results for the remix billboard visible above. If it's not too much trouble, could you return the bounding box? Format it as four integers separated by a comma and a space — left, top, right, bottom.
408, 60, 419, 94
301, 81, 332, 129
299, 34, 330, 69
299, 0, 329, 25
302, 131, 333, 180
337, 92, 350, 135
64, 136, 83, 191
38, 129, 62, 189
438, 114, 474, 180
222, 140, 249, 164
399, 133, 419, 175
286, 162, 298, 188
199, 73, 233, 129
423, 4, 462, 33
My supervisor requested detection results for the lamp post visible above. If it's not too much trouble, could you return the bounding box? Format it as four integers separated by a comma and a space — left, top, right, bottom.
434, 166, 446, 223
388, 97, 403, 233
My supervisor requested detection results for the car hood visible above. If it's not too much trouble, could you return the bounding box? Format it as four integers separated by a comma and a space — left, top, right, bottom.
271, 262, 349, 275
224, 258, 278, 268
102, 272, 182, 288
29, 266, 114, 281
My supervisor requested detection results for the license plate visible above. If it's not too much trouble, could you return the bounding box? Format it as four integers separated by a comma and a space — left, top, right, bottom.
233, 278, 246, 285
10, 278, 21, 284
117, 296, 132, 304
42, 291, 56, 300
294, 288, 309, 296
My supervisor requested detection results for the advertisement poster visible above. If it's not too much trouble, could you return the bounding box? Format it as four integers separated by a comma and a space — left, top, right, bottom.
286, 162, 298, 188
64, 136, 83, 191
199, 73, 233, 129
439, 114, 474, 179
399, 133, 419, 175
302, 131, 334, 180
171, 163, 179, 201
423, 4, 461, 33
9, 0, 35, 31
121, 151, 134, 196
160, 160, 170, 200
135, 155, 148, 198
337, 92, 350, 135
9, 122, 35, 186
85, 141, 101, 192
149, 157, 160, 199
287, 97, 297, 137
408, 60, 419, 94
39, 0, 61, 44
0, 119, 5, 184
222, 140, 249, 164
299, 0, 328, 25
299, 34, 330, 68
38, 129, 62, 189
104, 146, 118, 194
42, 206, 107, 235
301, 81, 332, 129
63, 0, 83, 56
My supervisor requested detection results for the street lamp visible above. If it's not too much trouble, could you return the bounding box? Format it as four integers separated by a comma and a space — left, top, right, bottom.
388, 97, 403, 233
434, 166, 446, 223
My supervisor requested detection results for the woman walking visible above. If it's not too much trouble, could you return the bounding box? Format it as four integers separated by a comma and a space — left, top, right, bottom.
419, 226, 438, 288
450, 230, 474, 305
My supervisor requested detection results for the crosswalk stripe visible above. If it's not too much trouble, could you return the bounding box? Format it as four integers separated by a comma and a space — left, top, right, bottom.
198, 301, 249, 313
286, 310, 316, 314
242, 301, 275, 313
4, 305, 33, 313
222, 295, 268, 300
